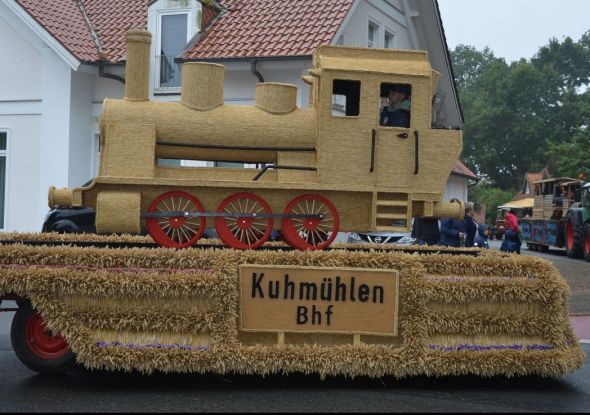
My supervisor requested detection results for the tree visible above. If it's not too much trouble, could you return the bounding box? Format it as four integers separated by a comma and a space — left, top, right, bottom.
451, 31, 590, 190
470, 183, 514, 226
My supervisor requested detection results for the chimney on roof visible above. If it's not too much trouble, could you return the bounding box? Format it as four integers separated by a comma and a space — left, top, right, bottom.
201, 0, 223, 30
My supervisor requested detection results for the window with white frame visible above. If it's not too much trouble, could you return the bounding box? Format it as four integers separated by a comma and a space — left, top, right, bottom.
368, 20, 379, 48
157, 11, 189, 89
384, 30, 395, 49
0, 131, 7, 229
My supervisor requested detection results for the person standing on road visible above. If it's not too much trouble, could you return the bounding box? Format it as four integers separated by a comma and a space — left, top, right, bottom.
411, 217, 440, 246
463, 202, 478, 248
438, 199, 467, 247
474, 224, 490, 249
501, 209, 521, 254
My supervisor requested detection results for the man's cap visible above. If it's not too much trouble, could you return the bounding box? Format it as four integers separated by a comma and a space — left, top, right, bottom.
381, 84, 411, 97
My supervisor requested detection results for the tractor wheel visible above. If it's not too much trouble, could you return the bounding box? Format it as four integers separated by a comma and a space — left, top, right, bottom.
565, 215, 584, 259
11, 303, 76, 374
583, 223, 590, 262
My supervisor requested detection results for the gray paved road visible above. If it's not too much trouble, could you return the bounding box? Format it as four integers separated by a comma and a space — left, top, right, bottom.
0, 329, 588, 413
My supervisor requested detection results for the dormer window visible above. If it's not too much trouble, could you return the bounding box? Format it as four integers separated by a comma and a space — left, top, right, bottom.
156, 11, 189, 89
151, 0, 202, 92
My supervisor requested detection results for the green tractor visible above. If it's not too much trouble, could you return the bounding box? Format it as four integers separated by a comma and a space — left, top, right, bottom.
565, 182, 590, 261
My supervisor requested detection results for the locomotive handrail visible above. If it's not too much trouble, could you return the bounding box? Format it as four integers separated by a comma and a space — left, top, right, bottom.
141, 211, 323, 219
252, 164, 317, 181
157, 141, 316, 153
370, 129, 376, 173
414, 130, 419, 175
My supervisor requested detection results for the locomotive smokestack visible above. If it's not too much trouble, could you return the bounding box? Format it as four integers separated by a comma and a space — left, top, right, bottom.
181, 63, 225, 111
124, 29, 151, 102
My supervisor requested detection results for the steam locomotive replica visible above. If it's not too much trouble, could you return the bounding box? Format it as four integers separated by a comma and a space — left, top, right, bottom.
49, 30, 463, 250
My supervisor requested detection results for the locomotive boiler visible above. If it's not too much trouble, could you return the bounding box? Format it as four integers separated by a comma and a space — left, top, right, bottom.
48, 29, 464, 250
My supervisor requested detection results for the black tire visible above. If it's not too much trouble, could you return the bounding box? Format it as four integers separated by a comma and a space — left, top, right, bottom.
51, 219, 80, 233
566, 215, 584, 259
527, 243, 535, 251
583, 223, 590, 262
11, 303, 76, 374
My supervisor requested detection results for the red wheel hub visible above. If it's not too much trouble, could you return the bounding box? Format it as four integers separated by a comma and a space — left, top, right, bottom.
237, 217, 254, 230
25, 313, 69, 360
585, 231, 590, 256
567, 222, 574, 250
303, 218, 321, 230
168, 217, 186, 228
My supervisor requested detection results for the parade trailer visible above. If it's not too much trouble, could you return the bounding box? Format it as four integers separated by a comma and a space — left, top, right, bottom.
521, 178, 590, 261
0, 31, 584, 378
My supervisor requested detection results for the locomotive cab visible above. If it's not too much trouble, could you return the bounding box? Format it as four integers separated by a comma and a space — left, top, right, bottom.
311, 46, 462, 231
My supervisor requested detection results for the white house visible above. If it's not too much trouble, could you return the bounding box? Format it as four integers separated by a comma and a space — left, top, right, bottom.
0, 0, 475, 232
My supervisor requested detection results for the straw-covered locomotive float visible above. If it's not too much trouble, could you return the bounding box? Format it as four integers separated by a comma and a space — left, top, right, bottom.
0, 30, 584, 378
49, 29, 463, 250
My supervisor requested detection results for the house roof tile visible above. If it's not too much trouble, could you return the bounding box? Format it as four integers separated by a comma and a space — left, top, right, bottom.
82, 0, 148, 62
452, 160, 478, 180
16, 0, 100, 62
16, 0, 148, 63
183, 0, 354, 60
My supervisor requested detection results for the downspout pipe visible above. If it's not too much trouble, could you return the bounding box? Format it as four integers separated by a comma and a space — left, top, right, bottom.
251, 60, 264, 83
98, 64, 125, 84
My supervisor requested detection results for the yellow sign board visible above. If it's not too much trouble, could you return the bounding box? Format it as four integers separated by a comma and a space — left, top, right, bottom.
239, 265, 400, 336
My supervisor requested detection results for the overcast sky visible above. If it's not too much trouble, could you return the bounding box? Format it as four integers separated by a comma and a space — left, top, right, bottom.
437, 0, 590, 62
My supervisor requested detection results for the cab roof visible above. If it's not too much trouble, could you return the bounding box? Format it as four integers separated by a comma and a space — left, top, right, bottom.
313, 45, 434, 78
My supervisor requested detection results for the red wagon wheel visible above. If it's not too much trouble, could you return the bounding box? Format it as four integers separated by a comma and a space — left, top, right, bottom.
11, 303, 76, 374
215, 193, 273, 250
282, 194, 339, 250
146, 191, 206, 248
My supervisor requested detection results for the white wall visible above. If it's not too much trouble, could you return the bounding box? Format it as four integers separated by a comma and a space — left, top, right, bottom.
69, 71, 95, 187
0, 9, 44, 231
222, 61, 312, 107
37, 48, 72, 229
444, 174, 469, 202
338, 0, 412, 50
0, 15, 43, 100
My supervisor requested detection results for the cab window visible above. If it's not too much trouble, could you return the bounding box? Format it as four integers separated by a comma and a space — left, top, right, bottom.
332, 79, 360, 117
379, 83, 411, 128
